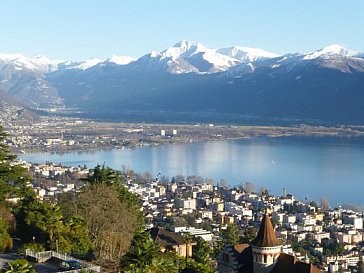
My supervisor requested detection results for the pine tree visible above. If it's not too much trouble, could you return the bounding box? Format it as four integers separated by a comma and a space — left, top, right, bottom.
0, 125, 32, 203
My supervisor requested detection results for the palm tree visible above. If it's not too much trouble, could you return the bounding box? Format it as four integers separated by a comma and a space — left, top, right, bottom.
3, 259, 35, 273
45, 205, 64, 245
66, 215, 85, 233
182, 232, 193, 267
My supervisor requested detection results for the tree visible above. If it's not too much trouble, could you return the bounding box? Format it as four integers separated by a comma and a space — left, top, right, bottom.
143, 171, 153, 182
63, 182, 138, 271
245, 182, 255, 193
219, 179, 228, 189
320, 197, 329, 210
192, 236, 211, 264
259, 187, 269, 196
0, 126, 15, 162
0, 206, 16, 234
15, 197, 92, 258
0, 218, 12, 253
2, 259, 35, 273
180, 258, 214, 273
121, 231, 177, 273
87, 164, 121, 185
182, 233, 193, 267
0, 126, 32, 204
221, 224, 239, 245
240, 227, 257, 244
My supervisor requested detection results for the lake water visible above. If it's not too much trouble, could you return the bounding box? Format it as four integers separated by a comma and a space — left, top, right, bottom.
19, 136, 364, 207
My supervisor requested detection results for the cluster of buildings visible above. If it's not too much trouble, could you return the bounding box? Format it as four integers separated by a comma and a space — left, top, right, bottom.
11, 160, 88, 201
126, 178, 364, 273
13, 160, 364, 273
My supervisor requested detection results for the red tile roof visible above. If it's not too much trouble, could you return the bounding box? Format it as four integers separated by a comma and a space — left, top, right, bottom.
251, 213, 281, 247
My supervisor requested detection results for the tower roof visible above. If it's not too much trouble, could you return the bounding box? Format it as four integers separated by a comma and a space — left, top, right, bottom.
251, 212, 281, 247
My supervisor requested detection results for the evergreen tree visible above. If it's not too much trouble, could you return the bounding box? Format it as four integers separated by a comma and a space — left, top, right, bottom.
15, 197, 92, 258
0, 125, 33, 203
192, 236, 211, 264
121, 231, 177, 273
221, 224, 239, 245
0, 218, 12, 253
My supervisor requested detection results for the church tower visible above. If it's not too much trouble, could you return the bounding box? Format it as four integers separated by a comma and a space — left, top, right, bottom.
251, 211, 282, 273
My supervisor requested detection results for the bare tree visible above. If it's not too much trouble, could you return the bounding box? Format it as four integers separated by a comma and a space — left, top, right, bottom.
259, 187, 269, 196
320, 197, 330, 210
206, 178, 215, 186
220, 178, 228, 189
245, 181, 255, 193
66, 183, 138, 271
143, 171, 153, 182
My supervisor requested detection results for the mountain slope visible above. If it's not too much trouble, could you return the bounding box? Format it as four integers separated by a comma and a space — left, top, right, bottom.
1, 42, 364, 124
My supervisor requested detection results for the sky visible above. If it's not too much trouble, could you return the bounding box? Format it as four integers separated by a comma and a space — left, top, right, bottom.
0, 0, 363, 60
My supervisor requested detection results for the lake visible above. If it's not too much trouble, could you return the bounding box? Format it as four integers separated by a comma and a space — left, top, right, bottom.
19, 136, 364, 207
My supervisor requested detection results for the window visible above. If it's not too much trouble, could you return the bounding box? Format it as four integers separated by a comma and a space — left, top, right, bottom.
222, 253, 230, 263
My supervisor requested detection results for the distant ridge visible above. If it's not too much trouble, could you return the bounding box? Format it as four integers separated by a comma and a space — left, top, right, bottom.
1, 41, 364, 124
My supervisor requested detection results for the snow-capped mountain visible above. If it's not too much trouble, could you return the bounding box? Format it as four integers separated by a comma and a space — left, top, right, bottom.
132, 40, 242, 74
303, 44, 358, 60
217, 46, 279, 63
106, 55, 136, 65
28, 55, 66, 73
1, 41, 364, 124
0, 53, 46, 72
131, 51, 199, 74
162, 40, 208, 59
67, 58, 103, 70
0, 53, 136, 73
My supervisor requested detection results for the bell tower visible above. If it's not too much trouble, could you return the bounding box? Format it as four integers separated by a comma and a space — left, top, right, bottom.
251, 210, 282, 273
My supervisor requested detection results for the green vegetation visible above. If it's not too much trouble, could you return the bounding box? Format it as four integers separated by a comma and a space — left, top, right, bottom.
1, 259, 35, 273
121, 231, 177, 273
0, 126, 140, 272
221, 224, 239, 245
192, 236, 212, 264
0, 218, 12, 253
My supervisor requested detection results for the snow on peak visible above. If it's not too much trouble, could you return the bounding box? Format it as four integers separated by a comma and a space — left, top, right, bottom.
150, 51, 160, 58
29, 55, 66, 73
163, 40, 208, 59
304, 44, 357, 60
173, 40, 207, 51
107, 55, 136, 65
217, 46, 279, 62
71, 58, 103, 70
0, 53, 66, 73
0, 53, 39, 71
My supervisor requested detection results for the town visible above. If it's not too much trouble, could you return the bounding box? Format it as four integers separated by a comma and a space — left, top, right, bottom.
2, 109, 364, 154
10, 158, 364, 273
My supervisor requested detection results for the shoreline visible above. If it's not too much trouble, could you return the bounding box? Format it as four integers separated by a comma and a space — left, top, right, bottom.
13, 131, 364, 155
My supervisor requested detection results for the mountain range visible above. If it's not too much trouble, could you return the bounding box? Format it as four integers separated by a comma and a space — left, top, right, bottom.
1, 41, 364, 124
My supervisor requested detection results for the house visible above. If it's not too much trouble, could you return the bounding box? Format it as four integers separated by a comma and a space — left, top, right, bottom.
149, 227, 196, 257
218, 212, 323, 273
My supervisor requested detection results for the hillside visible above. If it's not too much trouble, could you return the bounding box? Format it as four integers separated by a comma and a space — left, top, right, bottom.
1, 42, 364, 124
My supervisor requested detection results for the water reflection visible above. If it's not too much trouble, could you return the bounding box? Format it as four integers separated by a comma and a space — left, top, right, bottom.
20, 137, 364, 206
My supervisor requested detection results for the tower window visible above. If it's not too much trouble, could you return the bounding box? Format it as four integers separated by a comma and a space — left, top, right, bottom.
222, 253, 229, 263
264, 255, 267, 263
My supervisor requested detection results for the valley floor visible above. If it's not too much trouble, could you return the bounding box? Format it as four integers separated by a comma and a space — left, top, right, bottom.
4, 115, 364, 153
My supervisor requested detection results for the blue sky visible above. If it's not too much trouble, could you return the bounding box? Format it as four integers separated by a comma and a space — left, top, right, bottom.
1, 0, 363, 60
